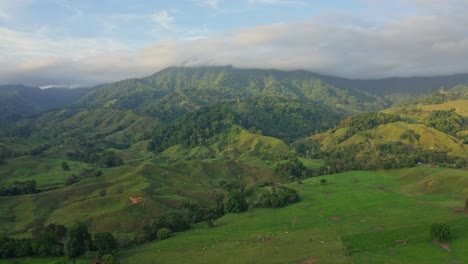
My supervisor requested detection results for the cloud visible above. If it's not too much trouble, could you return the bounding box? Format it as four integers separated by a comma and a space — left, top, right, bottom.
248, 0, 304, 5
193, 0, 223, 10
151, 10, 175, 29
1, 1, 468, 86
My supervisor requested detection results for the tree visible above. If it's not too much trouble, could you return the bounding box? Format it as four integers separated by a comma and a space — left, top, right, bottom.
156, 228, 171, 240
62, 161, 70, 171
225, 192, 248, 213
464, 198, 468, 215
275, 158, 306, 182
94, 232, 118, 256
65, 175, 80, 186
65, 222, 91, 259
430, 223, 451, 243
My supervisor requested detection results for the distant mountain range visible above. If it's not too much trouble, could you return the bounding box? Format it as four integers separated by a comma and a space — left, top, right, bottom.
0, 84, 92, 126
2, 66, 468, 131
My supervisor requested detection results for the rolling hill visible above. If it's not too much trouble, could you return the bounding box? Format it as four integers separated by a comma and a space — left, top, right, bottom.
0, 66, 468, 263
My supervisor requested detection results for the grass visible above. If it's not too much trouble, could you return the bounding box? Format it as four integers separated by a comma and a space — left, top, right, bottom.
111, 167, 468, 264
0, 167, 467, 263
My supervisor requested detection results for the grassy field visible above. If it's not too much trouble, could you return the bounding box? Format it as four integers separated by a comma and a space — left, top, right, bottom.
112, 167, 468, 264
1, 167, 467, 263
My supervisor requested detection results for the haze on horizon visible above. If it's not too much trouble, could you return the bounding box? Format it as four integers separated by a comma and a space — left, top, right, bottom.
0, 0, 467, 87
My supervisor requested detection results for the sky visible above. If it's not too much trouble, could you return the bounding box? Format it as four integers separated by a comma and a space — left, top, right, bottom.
0, 0, 468, 87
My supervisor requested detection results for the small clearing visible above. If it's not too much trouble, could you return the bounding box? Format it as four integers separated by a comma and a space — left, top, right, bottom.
301, 257, 320, 264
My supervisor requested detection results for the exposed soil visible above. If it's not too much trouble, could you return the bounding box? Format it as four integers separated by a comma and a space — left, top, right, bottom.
301, 258, 320, 264
388, 251, 397, 256
330, 217, 341, 221
432, 240, 451, 252
374, 226, 385, 231
427, 180, 437, 187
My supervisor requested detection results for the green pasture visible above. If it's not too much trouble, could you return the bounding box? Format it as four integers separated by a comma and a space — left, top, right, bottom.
117, 168, 468, 264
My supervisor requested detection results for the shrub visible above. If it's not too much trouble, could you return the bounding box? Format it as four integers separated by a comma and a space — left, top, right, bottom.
320, 179, 327, 185
225, 192, 248, 213
430, 223, 451, 243
157, 228, 171, 240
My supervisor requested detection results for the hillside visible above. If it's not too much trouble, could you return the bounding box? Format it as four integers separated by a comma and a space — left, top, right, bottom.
310, 86, 468, 173
0, 67, 468, 263
0, 85, 92, 127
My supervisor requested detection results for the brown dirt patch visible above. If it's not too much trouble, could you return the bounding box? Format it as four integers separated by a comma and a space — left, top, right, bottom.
432, 240, 451, 252
301, 258, 320, 264
427, 180, 437, 187
330, 217, 341, 221
388, 251, 397, 256
374, 226, 385, 231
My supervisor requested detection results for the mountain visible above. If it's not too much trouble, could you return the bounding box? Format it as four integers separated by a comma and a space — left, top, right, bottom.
308, 85, 468, 173
320, 73, 468, 102
0, 84, 93, 126
0, 67, 467, 264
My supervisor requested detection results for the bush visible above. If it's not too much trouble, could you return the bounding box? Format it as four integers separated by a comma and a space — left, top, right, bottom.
320, 179, 327, 185
430, 223, 451, 243
259, 186, 300, 208
225, 192, 248, 213
157, 228, 171, 240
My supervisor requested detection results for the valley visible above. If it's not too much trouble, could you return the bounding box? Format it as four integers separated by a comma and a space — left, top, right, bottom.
0, 67, 466, 264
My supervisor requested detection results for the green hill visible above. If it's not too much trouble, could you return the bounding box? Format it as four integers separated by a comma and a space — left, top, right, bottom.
1, 67, 468, 263
0, 85, 92, 127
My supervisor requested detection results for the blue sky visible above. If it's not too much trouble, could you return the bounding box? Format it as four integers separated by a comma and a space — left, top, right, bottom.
0, 0, 467, 86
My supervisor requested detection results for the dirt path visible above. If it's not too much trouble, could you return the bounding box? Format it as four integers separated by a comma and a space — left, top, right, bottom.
432, 240, 451, 252
301, 258, 320, 264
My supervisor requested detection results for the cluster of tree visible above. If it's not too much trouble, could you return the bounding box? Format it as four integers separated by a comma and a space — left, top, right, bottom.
65, 168, 103, 186
425, 109, 463, 136
275, 158, 306, 182
67, 149, 123, 168
258, 185, 300, 208
316, 142, 465, 173
29, 144, 51, 156
0, 222, 118, 259
182, 197, 224, 228
0, 180, 38, 196
148, 105, 238, 153
340, 112, 401, 139
400, 129, 421, 143
140, 212, 190, 243
238, 97, 342, 142
421, 85, 468, 105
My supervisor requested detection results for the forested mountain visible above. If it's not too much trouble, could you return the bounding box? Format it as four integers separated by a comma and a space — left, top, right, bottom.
0, 66, 467, 264
0, 84, 92, 126
308, 85, 468, 173
321, 73, 468, 102
79, 66, 387, 116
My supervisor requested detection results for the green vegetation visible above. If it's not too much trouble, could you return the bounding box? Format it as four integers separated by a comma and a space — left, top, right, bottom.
0, 67, 468, 263
425, 109, 463, 135
340, 111, 401, 139
430, 224, 452, 243
0, 180, 37, 196
64, 222, 91, 259
275, 158, 306, 182
258, 185, 299, 208
157, 228, 172, 240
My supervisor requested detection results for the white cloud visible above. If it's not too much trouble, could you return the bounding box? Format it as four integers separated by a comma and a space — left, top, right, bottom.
193, 0, 223, 10
1, 1, 468, 86
248, 0, 304, 5
151, 10, 175, 29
